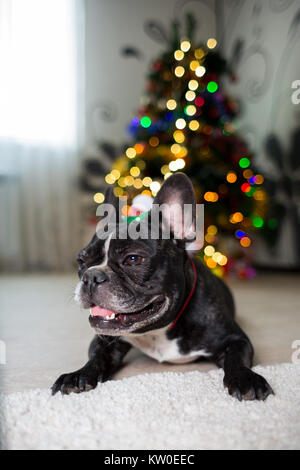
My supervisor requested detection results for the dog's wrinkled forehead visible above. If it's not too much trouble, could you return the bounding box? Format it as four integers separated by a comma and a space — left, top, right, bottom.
80, 227, 158, 267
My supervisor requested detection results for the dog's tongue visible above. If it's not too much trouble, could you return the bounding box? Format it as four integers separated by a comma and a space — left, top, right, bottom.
90, 306, 117, 317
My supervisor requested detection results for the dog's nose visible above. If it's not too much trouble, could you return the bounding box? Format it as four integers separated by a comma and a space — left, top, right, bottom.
82, 270, 108, 293
93, 271, 108, 284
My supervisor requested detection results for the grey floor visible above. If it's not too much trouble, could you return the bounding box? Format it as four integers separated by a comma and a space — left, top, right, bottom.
0, 272, 299, 393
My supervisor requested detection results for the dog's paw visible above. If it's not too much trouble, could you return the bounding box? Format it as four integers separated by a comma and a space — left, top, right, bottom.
224, 367, 274, 401
51, 368, 99, 396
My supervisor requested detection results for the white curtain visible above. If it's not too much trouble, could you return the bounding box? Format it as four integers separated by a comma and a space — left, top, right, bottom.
0, 0, 85, 271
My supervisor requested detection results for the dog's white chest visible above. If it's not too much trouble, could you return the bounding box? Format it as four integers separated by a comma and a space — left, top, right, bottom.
124, 327, 211, 364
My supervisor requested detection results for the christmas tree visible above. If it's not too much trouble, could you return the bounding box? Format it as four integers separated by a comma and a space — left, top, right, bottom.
96, 16, 274, 278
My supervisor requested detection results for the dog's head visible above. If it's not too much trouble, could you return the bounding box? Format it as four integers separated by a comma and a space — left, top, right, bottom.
75, 173, 197, 335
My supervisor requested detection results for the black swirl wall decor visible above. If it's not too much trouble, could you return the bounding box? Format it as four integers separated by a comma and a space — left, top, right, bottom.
229, 38, 245, 69
120, 46, 144, 60
89, 100, 118, 141
92, 100, 118, 122
237, 43, 273, 103
217, 0, 247, 46
173, 0, 215, 18
173, 0, 216, 42
143, 19, 169, 44
238, 124, 259, 153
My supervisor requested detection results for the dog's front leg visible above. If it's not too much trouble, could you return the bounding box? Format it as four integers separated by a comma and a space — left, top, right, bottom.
217, 337, 274, 401
51, 336, 131, 395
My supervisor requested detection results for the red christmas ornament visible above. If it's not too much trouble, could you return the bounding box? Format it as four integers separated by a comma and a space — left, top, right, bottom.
195, 96, 205, 107
152, 60, 163, 72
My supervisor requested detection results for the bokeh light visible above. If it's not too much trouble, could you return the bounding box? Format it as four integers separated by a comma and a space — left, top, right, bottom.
194, 48, 205, 59
204, 245, 215, 256
243, 169, 253, 179
140, 116, 151, 128
142, 177, 152, 187
226, 171, 237, 183
195, 96, 205, 107
174, 49, 184, 61
175, 118, 186, 129
126, 147, 136, 159
189, 120, 200, 131
171, 143, 181, 154
185, 90, 196, 101
239, 157, 250, 169
207, 81, 218, 93
240, 236, 251, 248
195, 66, 206, 77
134, 143, 144, 154
93, 192, 105, 204
130, 166, 140, 177
174, 66, 185, 77
173, 130, 185, 143
149, 136, 159, 147
230, 212, 244, 224
190, 60, 200, 71
133, 178, 143, 189
111, 169, 120, 179
255, 174, 264, 185
105, 174, 116, 184
188, 79, 199, 91
166, 99, 177, 110
241, 183, 251, 193
204, 192, 219, 202
180, 40, 191, 52
150, 181, 161, 193
185, 105, 196, 116
207, 225, 218, 235
252, 216, 264, 228
207, 38, 217, 49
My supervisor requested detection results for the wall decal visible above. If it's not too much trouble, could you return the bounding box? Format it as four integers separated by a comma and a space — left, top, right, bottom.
120, 46, 144, 60
239, 43, 272, 103
143, 19, 169, 44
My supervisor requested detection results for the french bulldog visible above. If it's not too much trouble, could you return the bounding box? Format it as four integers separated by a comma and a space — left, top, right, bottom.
51, 173, 274, 401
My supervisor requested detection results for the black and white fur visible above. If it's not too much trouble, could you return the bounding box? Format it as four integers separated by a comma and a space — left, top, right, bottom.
52, 173, 274, 401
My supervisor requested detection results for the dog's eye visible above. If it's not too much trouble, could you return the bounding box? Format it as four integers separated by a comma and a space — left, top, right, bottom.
77, 258, 85, 267
124, 255, 144, 266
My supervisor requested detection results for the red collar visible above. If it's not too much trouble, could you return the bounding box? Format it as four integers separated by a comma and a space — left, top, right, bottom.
169, 255, 197, 330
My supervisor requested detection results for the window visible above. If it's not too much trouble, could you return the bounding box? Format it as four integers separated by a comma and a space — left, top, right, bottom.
0, 0, 79, 145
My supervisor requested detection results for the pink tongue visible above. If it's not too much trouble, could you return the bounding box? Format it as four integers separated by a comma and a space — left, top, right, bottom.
90, 306, 117, 317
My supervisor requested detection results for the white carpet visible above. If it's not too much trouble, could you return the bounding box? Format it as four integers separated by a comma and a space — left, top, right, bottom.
1, 363, 299, 450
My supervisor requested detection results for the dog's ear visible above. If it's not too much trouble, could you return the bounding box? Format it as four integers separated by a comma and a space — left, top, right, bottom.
104, 187, 119, 209
93, 186, 126, 240
102, 186, 127, 224
152, 173, 196, 240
